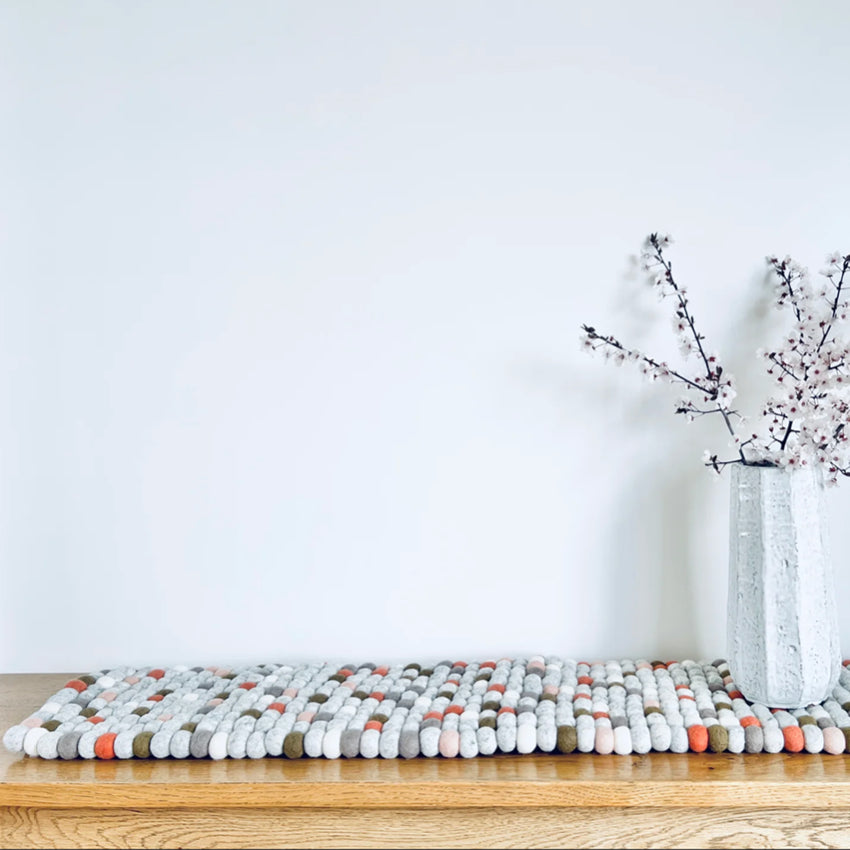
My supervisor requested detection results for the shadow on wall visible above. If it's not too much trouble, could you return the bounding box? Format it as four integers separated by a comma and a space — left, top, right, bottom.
600, 269, 779, 659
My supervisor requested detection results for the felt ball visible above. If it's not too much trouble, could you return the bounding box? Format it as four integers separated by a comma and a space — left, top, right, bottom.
359, 728, 380, 759
726, 725, 745, 754
743, 725, 763, 753
316, 726, 339, 759
150, 731, 173, 759
77, 729, 101, 759
782, 726, 805, 753
303, 725, 326, 758
536, 724, 557, 753
341, 728, 362, 759
438, 729, 460, 758
631, 725, 652, 754
594, 726, 614, 755
557, 725, 577, 754
513, 723, 534, 755
707, 724, 728, 753
399, 728, 421, 759
379, 728, 401, 759
459, 729, 478, 758
823, 727, 845, 755
94, 733, 118, 760
668, 726, 688, 754
420, 726, 441, 758
35, 731, 61, 760
169, 730, 192, 759
188, 729, 212, 759
763, 726, 785, 753
802, 724, 824, 754
477, 726, 497, 756
687, 725, 709, 753
129, 730, 154, 759
496, 721, 517, 754
3, 726, 28, 753
207, 731, 229, 761
613, 726, 632, 755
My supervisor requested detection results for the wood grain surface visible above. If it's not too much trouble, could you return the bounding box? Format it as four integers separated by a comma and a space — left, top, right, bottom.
4, 673, 850, 849
4, 806, 850, 849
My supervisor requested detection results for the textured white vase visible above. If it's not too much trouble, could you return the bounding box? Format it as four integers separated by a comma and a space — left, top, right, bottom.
727, 464, 841, 708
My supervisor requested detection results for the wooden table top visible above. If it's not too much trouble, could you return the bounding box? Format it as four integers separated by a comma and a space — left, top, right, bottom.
3, 673, 850, 811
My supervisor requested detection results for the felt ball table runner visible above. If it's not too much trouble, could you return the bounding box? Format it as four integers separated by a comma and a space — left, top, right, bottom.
6, 657, 850, 760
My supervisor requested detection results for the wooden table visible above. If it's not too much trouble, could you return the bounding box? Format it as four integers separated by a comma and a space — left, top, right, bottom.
3, 674, 850, 848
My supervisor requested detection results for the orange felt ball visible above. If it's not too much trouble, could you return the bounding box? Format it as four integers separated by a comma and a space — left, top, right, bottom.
782, 726, 805, 752
688, 725, 709, 753
94, 733, 117, 759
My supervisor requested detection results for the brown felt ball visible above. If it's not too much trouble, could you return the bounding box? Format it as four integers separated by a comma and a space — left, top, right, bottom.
180, 722, 196, 733
241, 709, 262, 719
353, 691, 370, 701
328, 674, 346, 683
478, 716, 496, 729
573, 708, 591, 718
41, 720, 61, 732
557, 726, 577, 753
79, 708, 97, 718
283, 731, 304, 759
482, 701, 501, 713
131, 707, 149, 717
78, 675, 96, 686
312, 693, 328, 704
132, 731, 154, 758
708, 725, 729, 752
371, 713, 390, 725
797, 715, 817, 726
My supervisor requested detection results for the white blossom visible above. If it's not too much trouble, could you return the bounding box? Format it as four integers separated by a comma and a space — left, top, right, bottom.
582, 234, 850, 482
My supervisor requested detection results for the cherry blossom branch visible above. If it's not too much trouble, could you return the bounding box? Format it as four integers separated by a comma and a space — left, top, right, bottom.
818, 254, 850, 354
582, 235, 850, 483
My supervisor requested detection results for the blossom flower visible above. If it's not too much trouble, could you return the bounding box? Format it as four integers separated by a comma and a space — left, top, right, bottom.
582, 235, 850, 482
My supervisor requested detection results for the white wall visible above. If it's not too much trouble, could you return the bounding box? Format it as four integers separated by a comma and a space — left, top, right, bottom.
2, 0, 849, 673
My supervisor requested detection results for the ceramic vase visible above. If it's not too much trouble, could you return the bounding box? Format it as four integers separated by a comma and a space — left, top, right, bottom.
727, 464, 841, 708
